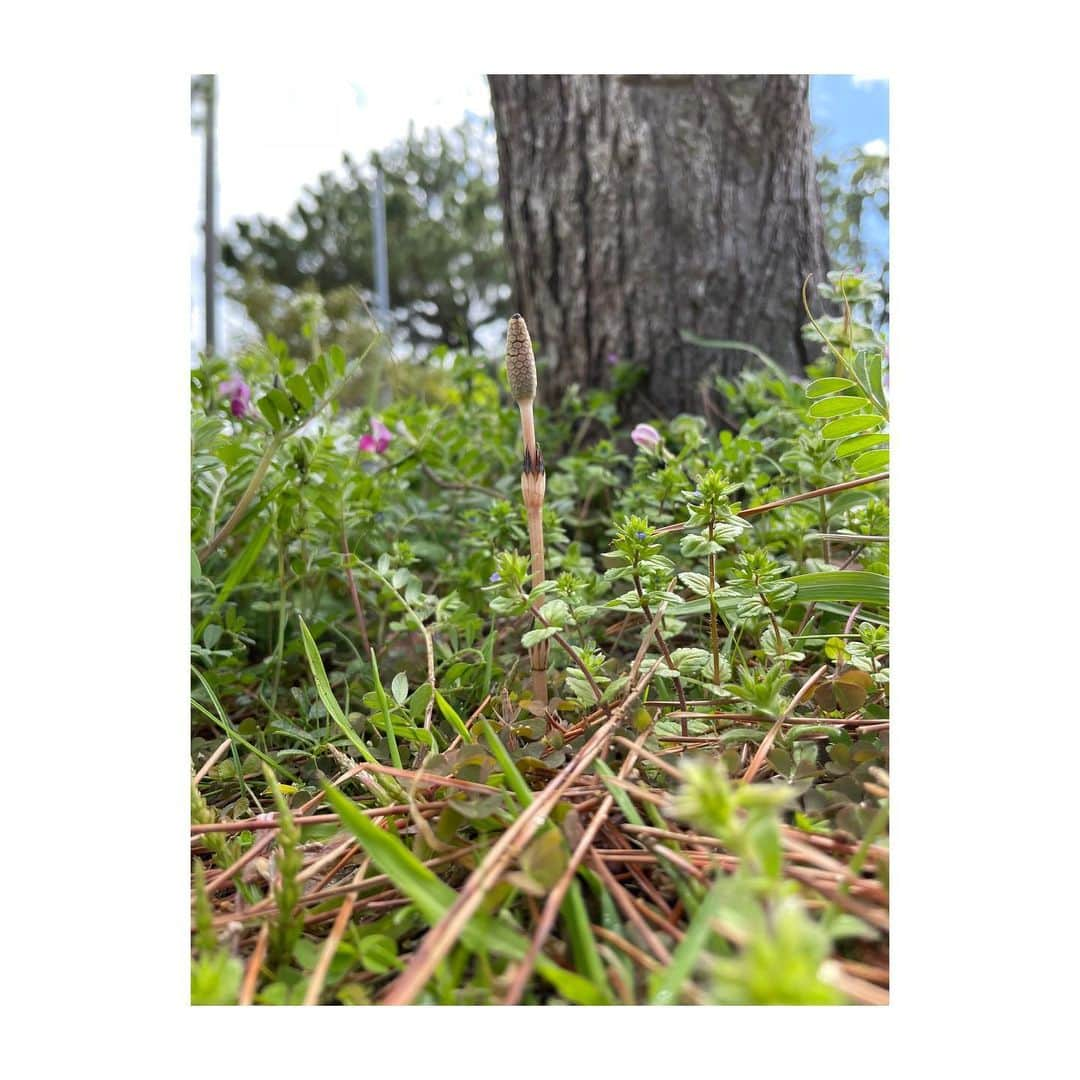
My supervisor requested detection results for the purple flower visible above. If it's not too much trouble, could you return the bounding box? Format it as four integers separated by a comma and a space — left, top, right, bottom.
489, 572, 501, 583
218, 375, 252, 418
358, 417, 393, 454
606, 352, 619, 366
635, 531, 646, 540
630, 423, 661, 450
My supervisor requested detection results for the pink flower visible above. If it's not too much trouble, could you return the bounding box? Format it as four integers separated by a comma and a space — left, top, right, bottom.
358, 418, 393, 454
218, 375, 253, 418
630, 423, 661, 450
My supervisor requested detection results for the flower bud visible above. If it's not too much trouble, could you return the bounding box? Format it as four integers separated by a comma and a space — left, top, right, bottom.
630, 423, 661, 450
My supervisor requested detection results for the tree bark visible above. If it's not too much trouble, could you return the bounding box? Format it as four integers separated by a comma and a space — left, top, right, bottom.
488, 74, 827, 417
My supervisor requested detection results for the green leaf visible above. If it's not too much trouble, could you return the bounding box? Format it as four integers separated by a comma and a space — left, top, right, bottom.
267, 388, 295, 422
193, 519, 272, 639
853, 449, 890, 474
391, 672, 409, 706
476, 718, 533, 807
357, 934, 399, 974
808, 396, 868, 418
307, 362, 328, 396
286, 374, 313, 411
520, 827, 567, 890
805, 377, 856, 399
834, 432, 889, 458
538, 599, 570, 624
433, 690, 471, 742
522, 625, 561, 649
256, 395, 281, 430
369, 648, 402, 770
790, 571, 889, 606
681, 533, 726, 558
867, 352, 888, 413
820, 414, 885, 439
296, 616, 392, 786
328, 344, 347, 376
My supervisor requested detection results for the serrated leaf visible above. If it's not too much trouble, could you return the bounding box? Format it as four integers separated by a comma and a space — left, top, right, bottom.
522, 625, 560, 649
678, 571, 712, 596
681, 533, 726, 558
538, 599, 570, 624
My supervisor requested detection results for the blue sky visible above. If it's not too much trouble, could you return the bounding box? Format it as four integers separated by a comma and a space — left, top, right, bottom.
810, 75, 889, 158
193, 75, 889, 351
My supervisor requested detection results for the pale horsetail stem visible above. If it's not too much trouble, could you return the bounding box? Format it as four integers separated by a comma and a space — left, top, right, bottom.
505, 314, 549, 707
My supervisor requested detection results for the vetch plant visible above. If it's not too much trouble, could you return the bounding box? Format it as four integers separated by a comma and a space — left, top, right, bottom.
218, 374, 254, 418
358, 417, 393, 454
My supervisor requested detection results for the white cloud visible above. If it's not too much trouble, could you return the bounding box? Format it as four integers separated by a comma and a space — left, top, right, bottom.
203, 73, 490, 228
851, 75, 888, 90
862, 138, 889, 157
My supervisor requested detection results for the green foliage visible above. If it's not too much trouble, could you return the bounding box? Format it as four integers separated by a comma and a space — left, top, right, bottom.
191, 311, 888, 1004
817, 142, 889, 321
800, 268, 890, 475
224, 114, 509, 355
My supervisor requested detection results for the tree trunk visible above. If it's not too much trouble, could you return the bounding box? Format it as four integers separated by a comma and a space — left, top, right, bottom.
488, 74, 827, 417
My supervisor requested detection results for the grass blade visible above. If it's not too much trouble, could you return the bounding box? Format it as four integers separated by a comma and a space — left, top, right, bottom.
321, 782, 606, 1004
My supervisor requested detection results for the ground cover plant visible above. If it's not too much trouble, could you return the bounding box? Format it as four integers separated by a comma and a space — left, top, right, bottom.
191, 274, 889, 1005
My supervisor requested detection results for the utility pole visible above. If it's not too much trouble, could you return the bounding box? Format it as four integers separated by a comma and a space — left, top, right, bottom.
372, 167, 390, 325
203, 74, 219, 356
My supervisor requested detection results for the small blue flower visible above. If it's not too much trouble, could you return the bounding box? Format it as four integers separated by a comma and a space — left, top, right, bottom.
489, 572, 501, 583
635, 531, 646, 540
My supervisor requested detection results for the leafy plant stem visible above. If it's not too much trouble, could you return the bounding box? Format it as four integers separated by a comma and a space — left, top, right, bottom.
708, 519, 721, 685
199, 431, 287, 562
633, 572, 688, 734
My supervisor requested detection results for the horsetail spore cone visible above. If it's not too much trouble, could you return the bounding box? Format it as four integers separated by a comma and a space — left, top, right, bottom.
505, 314, 548, 707
505, 313, 537, 402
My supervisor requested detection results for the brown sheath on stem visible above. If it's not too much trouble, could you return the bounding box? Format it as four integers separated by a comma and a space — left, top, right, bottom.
506, 314, 548, 707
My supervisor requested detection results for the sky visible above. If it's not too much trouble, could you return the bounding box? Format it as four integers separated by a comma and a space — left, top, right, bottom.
191, 74, 888, 352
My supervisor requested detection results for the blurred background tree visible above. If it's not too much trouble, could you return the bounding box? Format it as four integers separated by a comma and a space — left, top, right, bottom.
222, 114, 511, 357
818, 143, 889, 326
